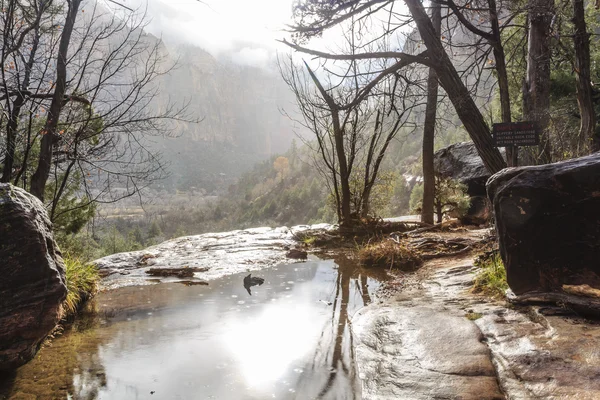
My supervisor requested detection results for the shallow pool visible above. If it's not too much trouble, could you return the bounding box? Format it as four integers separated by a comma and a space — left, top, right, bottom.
0, 257, 385, 400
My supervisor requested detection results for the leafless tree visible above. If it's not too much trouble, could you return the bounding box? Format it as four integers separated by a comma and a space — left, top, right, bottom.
421, 1, 441, 225
0, 0, 195, 225
279, 46, 422, 226
286, 0, 507, 174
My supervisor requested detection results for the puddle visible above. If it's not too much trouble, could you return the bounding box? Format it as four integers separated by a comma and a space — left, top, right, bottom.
0, 257, 385, 400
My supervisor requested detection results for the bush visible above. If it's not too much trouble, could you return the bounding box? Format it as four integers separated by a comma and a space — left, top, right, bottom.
62, 254, 100, 317
410, 176, 471, 222
472, 251, 508, 298
358, 240, 422, 271
409, 183, 424, 213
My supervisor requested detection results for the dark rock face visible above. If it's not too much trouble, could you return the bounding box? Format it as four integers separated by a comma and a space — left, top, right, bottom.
435, 142, 503, 224
434, 142, 497, 197
0, 184, 67, 371
487, 154, 600, 298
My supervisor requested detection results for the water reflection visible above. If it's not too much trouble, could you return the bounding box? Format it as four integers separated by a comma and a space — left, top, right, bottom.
0, 256, 384, 400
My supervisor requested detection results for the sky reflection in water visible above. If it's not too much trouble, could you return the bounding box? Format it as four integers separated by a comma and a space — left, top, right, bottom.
0, 257, 383, 400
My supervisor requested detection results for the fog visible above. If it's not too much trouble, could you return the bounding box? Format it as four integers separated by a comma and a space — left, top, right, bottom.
101, 0, 295, 67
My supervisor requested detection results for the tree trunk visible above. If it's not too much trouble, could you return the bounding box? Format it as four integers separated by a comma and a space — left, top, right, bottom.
405, 0, 506, 174
488, 0, 517, 166
361, 185, 372, 218
332, 111, 352, 226
436, 203, 443, 224
524, 0, 553, 164
304, 61, 352, 226
30, 0, 81, 200
421, 2, 441, 225
572, 0, 597, 153
1, 95, 26, 183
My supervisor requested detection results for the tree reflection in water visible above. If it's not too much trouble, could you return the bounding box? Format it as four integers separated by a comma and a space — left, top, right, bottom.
0, 257, 384, 400
296, 254, 382, 400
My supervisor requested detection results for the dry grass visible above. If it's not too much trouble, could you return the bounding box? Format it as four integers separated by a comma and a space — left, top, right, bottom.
358, 240, 423, 271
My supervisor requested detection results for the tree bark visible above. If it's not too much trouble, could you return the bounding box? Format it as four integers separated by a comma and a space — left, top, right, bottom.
488, 0, 517, 166
332, 110, 353, 226
305, 62, 352, 226
572, 0, 597, 153
30, 0, 82, 200
421, 2, 441, 225
524, 0, 553, 164
405, 0, 507, 174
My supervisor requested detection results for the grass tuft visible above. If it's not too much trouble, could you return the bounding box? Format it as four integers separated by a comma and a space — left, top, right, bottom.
62, 254, 100, 317
472, 251, 508, 298
358, 240, 422, 271
465, 312, 483, 320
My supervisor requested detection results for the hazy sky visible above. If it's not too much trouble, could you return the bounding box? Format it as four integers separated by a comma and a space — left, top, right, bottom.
102, 0, 297, 67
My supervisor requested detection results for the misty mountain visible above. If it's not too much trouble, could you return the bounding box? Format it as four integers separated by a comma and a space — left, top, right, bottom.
147, 40, 302, 193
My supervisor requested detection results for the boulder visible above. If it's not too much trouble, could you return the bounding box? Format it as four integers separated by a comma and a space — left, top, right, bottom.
487, 154, 600, 314
0, 184, 67, 371
434, 142, 503, 224
434, 142, 500, 197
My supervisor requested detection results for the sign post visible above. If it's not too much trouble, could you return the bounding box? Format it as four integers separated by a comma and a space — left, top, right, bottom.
492, 122, 540, 167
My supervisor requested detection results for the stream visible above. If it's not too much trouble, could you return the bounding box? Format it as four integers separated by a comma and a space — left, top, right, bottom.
0, 256, 386, 400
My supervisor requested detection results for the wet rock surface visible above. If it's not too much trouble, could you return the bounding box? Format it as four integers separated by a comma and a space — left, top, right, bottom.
487, 153, 600, 313
94, 224, 333, 289
353, 256, 504, 399
0, 184, 67, 371
354, 243, 600, 399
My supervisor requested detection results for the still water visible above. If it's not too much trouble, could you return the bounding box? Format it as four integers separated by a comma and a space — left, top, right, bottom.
0, 257, 385, 400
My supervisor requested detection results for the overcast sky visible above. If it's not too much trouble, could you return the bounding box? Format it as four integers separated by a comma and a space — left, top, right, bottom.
102, 0, 297, 67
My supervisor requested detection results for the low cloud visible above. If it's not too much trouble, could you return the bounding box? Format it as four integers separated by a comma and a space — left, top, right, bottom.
101, 0, 294, 67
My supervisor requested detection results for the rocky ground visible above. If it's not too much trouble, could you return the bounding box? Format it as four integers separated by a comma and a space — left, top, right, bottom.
352, 230, 600, 399
93, 221, 600, 399
93, 224, 330, 289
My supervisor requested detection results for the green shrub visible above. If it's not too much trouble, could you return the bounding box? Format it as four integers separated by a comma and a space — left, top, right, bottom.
62, 254, 100, 317
472, 251, 508, 298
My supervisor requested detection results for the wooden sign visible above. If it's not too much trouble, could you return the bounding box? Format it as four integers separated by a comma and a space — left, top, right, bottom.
492, 122, 540, 147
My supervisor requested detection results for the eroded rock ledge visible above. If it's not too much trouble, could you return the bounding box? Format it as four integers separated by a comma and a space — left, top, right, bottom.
93, 224, 333, 289
352, 254, 600, 399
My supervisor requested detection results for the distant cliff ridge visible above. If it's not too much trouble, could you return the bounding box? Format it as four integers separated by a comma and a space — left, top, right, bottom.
150, 40, 302, 190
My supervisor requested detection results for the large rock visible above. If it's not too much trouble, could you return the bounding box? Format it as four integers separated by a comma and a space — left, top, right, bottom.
0, 184, 67, 371
434, 142, 503, 224
434, 142, 495, 196
487, 154, 600, 312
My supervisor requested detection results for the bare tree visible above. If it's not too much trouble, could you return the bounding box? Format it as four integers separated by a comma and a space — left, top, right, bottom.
286, 0, 507, 173
279, 49, 421, 227
30, 0, 82, 199
0, 1, 195, 226
421, 1, 441, 225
